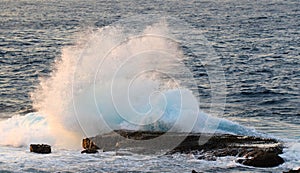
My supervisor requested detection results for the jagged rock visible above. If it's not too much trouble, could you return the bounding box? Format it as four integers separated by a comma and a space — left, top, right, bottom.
82, 138, 99, 150
81, 138, 99, 154
81, 149, 98, 154
237, 149, 284, 167
30, 144, 51, 154
83, 130, 285, 167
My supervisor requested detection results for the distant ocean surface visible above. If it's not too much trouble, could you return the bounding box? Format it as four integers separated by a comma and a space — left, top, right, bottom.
0, 0, 299, 172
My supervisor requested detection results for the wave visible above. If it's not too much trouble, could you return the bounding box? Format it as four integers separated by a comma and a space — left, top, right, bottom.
0, 20, 260, 149
0, 113, 52, 147
0, 109, 260, 148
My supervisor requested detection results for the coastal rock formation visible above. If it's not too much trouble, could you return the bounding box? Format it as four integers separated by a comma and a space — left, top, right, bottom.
83, 130, 285, 167
30, 144, 51, 154
237, 148, 284, 167
81, 138, 99, 154
82, 138, 99, 150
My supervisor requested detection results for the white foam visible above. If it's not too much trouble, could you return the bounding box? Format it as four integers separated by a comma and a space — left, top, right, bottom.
0, 21, 259, 149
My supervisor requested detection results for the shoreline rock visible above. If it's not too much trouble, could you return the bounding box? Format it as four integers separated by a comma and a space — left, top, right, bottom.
81, 138, 99, 154
81, 148, 98, 154
82, 138, 99, 150
237, 148, 284, 167
30, 144, 51, 154
82, 130, 285, 167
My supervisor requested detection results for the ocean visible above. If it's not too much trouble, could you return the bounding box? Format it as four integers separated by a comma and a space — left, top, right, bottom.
0, 0, 299, 172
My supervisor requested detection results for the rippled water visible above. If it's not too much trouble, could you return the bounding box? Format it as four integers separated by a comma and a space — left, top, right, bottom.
0, 0, 299, 172
0, 145, 299, 173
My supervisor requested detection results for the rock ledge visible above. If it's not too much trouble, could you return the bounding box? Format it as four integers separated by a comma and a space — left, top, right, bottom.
30, 144, 51, 154
83, 130, 285, 167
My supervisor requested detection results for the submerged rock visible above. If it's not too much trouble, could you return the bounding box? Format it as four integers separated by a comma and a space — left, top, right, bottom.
82, 130, 285, 167
30, 144, 51, 154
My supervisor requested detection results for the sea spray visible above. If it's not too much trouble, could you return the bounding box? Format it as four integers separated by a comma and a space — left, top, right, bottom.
27, 21, 199, 148
0, 113, 53, 147
0, 20, 254, 149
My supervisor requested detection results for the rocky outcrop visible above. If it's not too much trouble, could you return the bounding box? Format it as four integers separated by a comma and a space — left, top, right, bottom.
82, 138, 99, 150
81, 138, 99, 154
30, 144, 51, 154
237, 148, 284, 167
83, 130, 285, 167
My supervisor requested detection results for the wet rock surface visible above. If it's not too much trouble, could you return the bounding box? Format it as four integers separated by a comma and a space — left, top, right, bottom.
83, 130, 285, 167
81, 138, 99, 154
237, 148, 284, 167
81, 149, 98, 154
82, 138, 99, 150
30, 144, 51, 154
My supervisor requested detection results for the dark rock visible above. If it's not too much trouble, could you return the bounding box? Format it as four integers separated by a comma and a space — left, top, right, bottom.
191, 170, 204, 173
82, 138, 99, 150
84, 130, 285, 167
237, 149, 284, 167
30, 144, 51, 154
82, 138, 99, 154
283, 168, 300, 173
81, 149, 98, 154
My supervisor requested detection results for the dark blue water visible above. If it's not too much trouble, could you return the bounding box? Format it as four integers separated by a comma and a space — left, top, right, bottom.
1, 0, 299, 137
0, 0, 299, 172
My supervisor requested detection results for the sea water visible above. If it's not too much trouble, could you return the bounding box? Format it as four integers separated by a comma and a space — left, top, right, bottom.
0, 0, 299, 172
